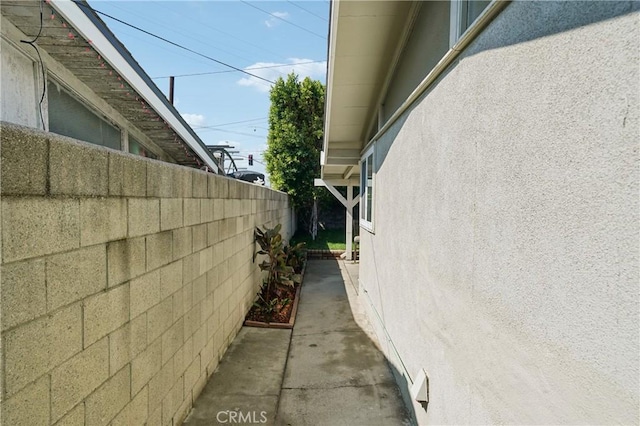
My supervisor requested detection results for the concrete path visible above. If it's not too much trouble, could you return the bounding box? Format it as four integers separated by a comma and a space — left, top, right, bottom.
183, 327, 291, 425
184, 260, 410, 426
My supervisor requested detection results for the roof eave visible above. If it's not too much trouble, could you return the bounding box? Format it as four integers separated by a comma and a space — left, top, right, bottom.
321, 0, 413, 179
50, 0, 219, 172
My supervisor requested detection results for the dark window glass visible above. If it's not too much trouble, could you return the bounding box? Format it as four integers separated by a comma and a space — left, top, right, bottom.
48, 80, 121, 150
129, 136, 157, 159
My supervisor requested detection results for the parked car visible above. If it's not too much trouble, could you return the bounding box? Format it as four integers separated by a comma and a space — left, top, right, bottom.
227, 170, 265, 185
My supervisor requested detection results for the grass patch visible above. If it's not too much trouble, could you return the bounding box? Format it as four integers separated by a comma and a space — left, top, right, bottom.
290, 229, 346, 250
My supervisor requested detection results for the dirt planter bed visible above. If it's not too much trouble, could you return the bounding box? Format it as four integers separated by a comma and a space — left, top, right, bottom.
243, 262, 307, 329
244, 284, 302, 329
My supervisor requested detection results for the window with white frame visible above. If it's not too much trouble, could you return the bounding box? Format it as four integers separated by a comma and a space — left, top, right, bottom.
450, 0, 492, 47
360, 145, 375, 231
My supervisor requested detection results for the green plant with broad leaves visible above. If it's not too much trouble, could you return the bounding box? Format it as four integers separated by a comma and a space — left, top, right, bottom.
284, 241, 307, 274
253, 224, 302, 321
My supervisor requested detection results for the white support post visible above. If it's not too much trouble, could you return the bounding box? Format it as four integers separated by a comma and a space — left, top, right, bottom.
315, 179, 348, 208
314, 178, 360, 261
346, 185, 353, 261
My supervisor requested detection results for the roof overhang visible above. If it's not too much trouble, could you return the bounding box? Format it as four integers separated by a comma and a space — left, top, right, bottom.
1, 0, 218, 172
321, 0, 414, 181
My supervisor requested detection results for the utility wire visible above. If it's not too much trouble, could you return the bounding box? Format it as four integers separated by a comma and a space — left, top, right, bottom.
196, 127, 267, 139
106, 2, 257, 65
106, 24, 222, 70
239, 0, 325, 39
152, 60, 325, 79
72, 0, 276, 84
154, 2, 291, 63
20, 0, 46, 130
192, 117, 267, 129
285, 1, 328, 22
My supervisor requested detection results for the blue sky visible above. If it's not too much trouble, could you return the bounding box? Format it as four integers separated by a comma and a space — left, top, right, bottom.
91, 0, 330, 180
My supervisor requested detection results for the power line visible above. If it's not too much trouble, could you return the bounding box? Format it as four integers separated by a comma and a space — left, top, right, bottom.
154, 2, 291, 63
152, 60, 325, 79
285, 1, 328, 22
103, 25, 223, 70
196, 127, 267, 139
72, 1, 276, 84
192, 117, 267, 129
239, 0, 326, 39
105, 2, 257, 65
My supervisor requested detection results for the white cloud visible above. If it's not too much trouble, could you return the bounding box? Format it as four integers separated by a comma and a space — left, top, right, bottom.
237, 58, 327, 92
265, 11, 288, 28
181, 113, 206, 127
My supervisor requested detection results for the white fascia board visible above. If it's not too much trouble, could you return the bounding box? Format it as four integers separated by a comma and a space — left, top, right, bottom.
50, 0, 218, 173
322, 0, 340, 161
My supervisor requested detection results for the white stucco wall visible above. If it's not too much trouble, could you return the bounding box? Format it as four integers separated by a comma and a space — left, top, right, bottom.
359, 1, 639, 424
0, 37, 39, 128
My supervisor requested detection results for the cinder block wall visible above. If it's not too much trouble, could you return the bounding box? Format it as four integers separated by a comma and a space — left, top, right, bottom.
0, 123, 293, 425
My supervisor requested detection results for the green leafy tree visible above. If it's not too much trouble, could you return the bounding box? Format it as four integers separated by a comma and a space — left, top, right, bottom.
264, 73, 326, 231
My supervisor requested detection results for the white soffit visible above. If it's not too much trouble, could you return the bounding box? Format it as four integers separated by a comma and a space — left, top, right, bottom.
323, 0, 412, 176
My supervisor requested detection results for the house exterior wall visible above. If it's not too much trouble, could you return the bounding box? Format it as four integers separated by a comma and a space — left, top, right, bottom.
0, 122, 293, 425
0, 37, 40, 129
359, 1, 639, 424
0, 16, 172, 162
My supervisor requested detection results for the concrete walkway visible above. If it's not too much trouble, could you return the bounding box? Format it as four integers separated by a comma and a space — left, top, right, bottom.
183, 260, 411, 426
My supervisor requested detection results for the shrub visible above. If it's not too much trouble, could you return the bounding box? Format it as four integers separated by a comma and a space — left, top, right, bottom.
253, 224, 302, 321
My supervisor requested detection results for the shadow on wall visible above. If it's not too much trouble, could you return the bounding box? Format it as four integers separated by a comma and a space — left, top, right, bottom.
465, 1, 640, 59
361, 1, 639, 423
375, 0, 639, 174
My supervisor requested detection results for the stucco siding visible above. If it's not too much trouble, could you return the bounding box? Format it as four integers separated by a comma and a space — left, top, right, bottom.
359, 1, 639, 424
0, 37, 39, 128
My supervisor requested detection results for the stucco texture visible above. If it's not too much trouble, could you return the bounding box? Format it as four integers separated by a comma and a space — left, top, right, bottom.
1, 38, 39, 129
359, 1, 639, 424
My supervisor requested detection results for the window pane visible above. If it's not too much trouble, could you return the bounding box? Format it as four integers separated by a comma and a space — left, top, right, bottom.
466, 0, 491, 28
48, 81, 121, 150
130, 137, 157, 159
366, 154, 373, 222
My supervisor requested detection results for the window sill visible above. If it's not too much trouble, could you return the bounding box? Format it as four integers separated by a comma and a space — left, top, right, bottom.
360, 222, 374, 234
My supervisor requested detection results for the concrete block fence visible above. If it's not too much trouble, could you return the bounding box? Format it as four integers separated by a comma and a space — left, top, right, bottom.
0, 123, 294, 425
